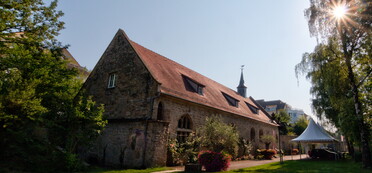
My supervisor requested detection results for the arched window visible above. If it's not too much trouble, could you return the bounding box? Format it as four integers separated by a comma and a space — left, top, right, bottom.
157, 102, 163, 120
250, 128, 256, 142
259, 129, 264, 142
177, 115, 193, 143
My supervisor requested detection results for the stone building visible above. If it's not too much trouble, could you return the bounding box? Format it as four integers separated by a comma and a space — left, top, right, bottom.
83, 29, 279, 168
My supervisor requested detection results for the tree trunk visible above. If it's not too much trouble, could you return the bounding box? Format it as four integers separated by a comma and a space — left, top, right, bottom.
345, 137, 354, 157
342, 33, 371, 168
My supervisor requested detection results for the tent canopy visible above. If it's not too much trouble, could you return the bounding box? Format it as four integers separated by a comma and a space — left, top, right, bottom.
292, 118, 338, 143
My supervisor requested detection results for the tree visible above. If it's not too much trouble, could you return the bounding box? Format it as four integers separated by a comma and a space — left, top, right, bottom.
260, 135, 276, 149
0, 0, 106, 172
293, 115, 309, 136
197, 116, 239, 157
272, 110, 291, 135
297, 0, 371, 167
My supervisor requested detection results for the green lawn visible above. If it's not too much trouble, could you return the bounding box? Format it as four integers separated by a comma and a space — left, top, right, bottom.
227, 160, 372, 173
84, 160, 371, 173
85, 167, 169, 173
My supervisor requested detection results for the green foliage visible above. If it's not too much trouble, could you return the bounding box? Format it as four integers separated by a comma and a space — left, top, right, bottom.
197, 116, 239, 157
0, 0, 107, 171
293, 115, 309, 136
168, 117, 240, 165
167, 135, 200, 165
296, 36, 369, 150
260, 135, 276, 149
300, 0, 371, 167
272, 110, 291, 135
237, 138, 253, 159
274, 110, 291, 124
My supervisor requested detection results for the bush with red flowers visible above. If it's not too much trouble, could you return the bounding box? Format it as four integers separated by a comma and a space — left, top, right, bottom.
292, 148, 299, 155
198, 150, 231, 172
256, 149, 276, 160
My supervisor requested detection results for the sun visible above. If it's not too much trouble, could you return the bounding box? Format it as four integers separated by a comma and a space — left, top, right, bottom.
332, 5, 347, 19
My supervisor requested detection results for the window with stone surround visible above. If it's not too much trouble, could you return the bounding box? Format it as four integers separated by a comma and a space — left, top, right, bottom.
157, 102, 164, 120
177, 115, 193, 143
259, 129, 264, 142
250, 127, 256, 142
107, 73, 117, 88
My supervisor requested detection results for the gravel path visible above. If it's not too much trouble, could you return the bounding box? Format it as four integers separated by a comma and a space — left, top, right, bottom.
153, 154, 309, 173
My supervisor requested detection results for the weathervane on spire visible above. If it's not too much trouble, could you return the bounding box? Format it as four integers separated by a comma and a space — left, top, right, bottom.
237, 65, 247, 97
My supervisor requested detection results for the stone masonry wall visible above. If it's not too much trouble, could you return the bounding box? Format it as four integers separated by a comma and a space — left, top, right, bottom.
153, 94, 279, 151
83, 30, 159, 120
82, 31, 167, 168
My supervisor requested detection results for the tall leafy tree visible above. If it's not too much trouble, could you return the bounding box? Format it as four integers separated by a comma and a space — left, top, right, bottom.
0, 0, 106, 172
296, 0, 371, 168
293, 115, 309, 136
272, 110, 291, 135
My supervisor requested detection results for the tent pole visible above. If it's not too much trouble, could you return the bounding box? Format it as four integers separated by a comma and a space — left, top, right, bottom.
299, 142, 301, 160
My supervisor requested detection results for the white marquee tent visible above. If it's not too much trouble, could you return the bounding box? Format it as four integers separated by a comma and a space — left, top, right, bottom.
292, 118, 338, 143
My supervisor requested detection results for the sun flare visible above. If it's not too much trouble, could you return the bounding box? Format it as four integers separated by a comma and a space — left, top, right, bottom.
332, 5, 347, 19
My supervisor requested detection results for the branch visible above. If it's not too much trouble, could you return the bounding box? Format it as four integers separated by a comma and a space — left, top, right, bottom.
357, 68, 372, 88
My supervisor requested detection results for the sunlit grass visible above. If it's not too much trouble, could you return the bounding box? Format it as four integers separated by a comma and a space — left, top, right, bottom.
226, 160, 370, 173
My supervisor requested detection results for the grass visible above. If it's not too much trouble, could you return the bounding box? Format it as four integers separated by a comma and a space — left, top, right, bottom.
84, 159, 371, 173
85, 167, 169, 173
226, 160, 372, 173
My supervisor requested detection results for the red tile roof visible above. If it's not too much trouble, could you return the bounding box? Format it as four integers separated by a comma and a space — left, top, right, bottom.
120, 30, 277, 126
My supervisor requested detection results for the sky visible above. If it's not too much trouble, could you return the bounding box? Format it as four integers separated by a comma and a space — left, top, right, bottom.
51, 0, 318, 118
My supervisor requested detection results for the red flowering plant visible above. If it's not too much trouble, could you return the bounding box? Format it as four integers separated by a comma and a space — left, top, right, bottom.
198, 150, 231, 172
255, 149, 276, 160
292, 148, 299, 155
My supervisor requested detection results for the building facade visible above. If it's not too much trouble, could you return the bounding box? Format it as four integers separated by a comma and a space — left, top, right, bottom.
256, 99, 306, 123
83, 29, 279, 168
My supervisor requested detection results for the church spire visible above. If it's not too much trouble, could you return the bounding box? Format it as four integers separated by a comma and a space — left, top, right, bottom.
237, 65, 247, 98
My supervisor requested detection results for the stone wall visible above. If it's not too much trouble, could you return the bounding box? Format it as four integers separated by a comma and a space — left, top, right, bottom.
83, 30, 159, 120
83, 31, 168, 168
279, 135, 299, 154
154, 94, 279, 151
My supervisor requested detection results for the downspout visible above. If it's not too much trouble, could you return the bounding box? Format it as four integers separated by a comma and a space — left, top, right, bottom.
142, 92, 161, 168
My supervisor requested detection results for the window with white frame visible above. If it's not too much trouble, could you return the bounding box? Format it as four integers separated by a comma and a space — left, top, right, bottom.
107, 73, 117, 88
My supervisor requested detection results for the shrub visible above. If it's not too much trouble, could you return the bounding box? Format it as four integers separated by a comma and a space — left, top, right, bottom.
198, 151, 231, 172
167, 139, 183, 165
256, 149, 276, 160
65, 152, 85, 172
237, 138, 253, 159
292, 148, 299, 155
197, 116, 239, 157
167, 135, 200, 165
